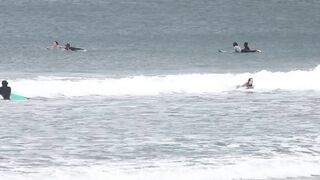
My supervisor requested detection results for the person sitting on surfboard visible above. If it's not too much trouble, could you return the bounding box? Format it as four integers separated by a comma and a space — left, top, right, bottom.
241, 42, 261, 53
47, 41, 64, 49
65, 43, 84, 51
233, 42, 242, 53
0, 80, 11, 100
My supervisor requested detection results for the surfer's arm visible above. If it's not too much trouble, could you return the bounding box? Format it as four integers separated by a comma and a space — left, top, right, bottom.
241, 83, 247, 87
236, 83, 247, 88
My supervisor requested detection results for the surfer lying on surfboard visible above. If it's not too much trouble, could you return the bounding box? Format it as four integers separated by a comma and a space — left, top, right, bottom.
237, 78, 254, 89
219, 42, 261, 53
65, 43, 85, 51
241, 42, 261, 53
47, 41, 64, 50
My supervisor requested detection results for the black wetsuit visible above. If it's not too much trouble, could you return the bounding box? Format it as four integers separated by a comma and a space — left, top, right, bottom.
246, 84, 254, 89
66, 47, 84, 51
0, 86, 11, 100
241, 46, 258, 53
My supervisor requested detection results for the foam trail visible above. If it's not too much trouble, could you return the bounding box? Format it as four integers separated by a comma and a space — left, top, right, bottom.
9, 65, 320, 98
1, 156, 320, 180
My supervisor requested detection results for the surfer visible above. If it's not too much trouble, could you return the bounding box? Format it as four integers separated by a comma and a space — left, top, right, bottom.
220, 42, 260, 53
0, 80, 11, 100
233, 42, 241, 53
241, 78, 254, 89
236, 78, 254, 89
219, 42, 241, 53
47, 41, 64, 49
241, 42, 261, 53
65, 43, 84, 51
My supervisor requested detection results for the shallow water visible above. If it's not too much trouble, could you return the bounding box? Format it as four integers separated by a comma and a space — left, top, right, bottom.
1, 92, 320, 179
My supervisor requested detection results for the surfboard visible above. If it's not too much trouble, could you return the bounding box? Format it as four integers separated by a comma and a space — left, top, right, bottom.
219, 49, 261, 53
218, 50, 228, 53
10, 93, 28, 100
236, 85, 254, 90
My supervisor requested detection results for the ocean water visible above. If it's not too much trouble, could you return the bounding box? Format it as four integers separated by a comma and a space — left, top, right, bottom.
0, 0, 320, 180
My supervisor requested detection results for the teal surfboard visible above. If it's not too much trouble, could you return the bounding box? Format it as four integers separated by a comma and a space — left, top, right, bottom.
10, 93, 28, 100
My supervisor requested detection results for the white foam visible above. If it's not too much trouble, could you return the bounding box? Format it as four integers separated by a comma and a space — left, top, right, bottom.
8, 65, 320, 98
2, 156, 320, 180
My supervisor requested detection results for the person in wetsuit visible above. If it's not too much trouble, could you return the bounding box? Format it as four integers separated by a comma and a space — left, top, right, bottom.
0, 80, 11, 100
241, 78, 254, 89
65, 43, 84, 51
241, 42, 261, 53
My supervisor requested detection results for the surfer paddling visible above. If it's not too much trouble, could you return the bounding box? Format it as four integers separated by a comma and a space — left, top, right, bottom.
241, 42, 261, 53
64, 43, 85, 51
237, 78, 254, 89
47, 41, 64, 49
220, 42, 261, 53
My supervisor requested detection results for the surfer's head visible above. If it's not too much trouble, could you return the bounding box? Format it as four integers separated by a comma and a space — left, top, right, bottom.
247, 78, 253, 86
2, 80, 8, 86
54, 41, 59, 45
244, 42, 248, 47
65, 43, 70, 49
233, 42, 238, 47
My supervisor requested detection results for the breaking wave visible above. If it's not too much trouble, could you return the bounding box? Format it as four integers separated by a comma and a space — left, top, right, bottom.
8, 65, 320, 98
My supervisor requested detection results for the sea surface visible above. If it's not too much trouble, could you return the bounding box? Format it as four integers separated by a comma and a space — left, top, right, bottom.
0, 0, 320, 180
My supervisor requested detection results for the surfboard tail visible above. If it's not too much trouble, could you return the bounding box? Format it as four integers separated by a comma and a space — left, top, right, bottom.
10, 93, 28, 100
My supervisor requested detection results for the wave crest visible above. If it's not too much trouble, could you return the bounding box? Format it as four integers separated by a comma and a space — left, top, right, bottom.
10, 66, 320, 97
